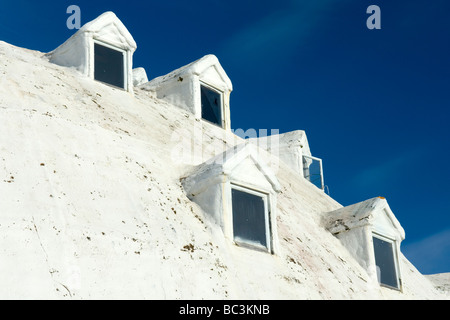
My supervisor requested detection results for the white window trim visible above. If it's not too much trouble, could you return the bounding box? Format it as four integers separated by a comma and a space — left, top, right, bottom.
92, 39, 128, 90
302, 154, 324, 190
372, 232, 402, 291
229, 183, 272, 253
199, 81, 225, 129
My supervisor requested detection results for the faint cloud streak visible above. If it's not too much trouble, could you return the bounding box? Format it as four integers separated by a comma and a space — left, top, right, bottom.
402, 229, 450, 274
218, 0, 344, 68
350, 148, 423, 190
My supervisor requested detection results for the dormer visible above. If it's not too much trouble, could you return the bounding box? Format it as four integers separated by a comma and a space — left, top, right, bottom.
47, 12, 137, 92
182, 143, 281, 253
250, 130, 325, 190
140, 55, 233, 130
324, 197, 405, 290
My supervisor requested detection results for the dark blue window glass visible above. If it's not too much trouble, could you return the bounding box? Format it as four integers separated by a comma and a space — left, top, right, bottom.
232, 188, 268, 249
94, 43, 124, 89
201, 85, 222, 126
373, 236, 399, 289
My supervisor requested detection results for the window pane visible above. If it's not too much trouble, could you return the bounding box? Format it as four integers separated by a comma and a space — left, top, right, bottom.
201, 85, 222, 126
94, 43, 124, 89
303, 156, 323, 189
232, 188, 267, 248
373, 236, 399, 288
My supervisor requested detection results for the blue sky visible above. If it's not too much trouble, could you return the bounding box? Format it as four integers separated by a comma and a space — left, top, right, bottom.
1, 0, 449, 275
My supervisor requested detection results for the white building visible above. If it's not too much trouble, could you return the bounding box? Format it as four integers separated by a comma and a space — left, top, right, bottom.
0, 12, 447, 299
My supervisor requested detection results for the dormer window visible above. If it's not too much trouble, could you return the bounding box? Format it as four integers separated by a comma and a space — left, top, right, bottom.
201, 84, 223, 127
47, 12, 137, 93
373, 233, 401, 289
182, 144, 281, 254
94, 42, 125, 89
325, 197, 405, 291
140, 54, 233, 130
231, 185, 271, 251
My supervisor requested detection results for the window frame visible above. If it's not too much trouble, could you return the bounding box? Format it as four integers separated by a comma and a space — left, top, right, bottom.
230, 183, 272, 253
93, 39, 128, 90
372, 232, 402, 290
199, 81, 224, 128
302, 154, 324, 190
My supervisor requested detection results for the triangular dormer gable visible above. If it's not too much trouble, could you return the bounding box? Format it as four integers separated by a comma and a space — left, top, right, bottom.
187, 55, 232, 92
80, 12, 137, 52
325, 197, 405, 241
183, 143, 280, 197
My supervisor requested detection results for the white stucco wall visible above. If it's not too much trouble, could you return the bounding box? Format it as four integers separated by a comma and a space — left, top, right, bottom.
250, 130, 312, 178
335, 226, 379, 285
154, 75, 197, 115
0, 39, 446, 300
47, 32, 89, 75
132, 67, 148, 87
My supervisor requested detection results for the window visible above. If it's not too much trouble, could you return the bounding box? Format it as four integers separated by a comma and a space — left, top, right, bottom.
373, 234, 400, 289
231, 186, 270, 251
201, 84, 222, 127
302, 155, 324, 190
94, 42, 125, 89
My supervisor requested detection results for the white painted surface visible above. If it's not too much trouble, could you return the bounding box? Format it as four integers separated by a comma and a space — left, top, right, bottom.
426, 273, 450, 297
0, 39, 447, 299
132, 68, 148, 87
250, 130, 312, 178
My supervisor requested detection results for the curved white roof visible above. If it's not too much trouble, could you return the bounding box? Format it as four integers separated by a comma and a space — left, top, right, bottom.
0, 36, 446, 299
